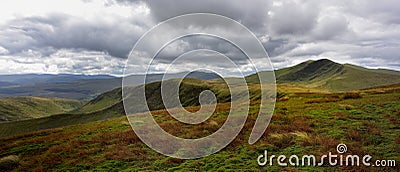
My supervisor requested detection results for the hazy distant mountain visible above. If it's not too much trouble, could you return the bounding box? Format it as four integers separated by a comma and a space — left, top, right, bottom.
0, 71, 221, 100
247, 59, 400, 91
0, 74, 115, 85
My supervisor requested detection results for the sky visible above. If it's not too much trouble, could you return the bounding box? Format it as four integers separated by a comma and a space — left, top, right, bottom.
0, 0, 399, 76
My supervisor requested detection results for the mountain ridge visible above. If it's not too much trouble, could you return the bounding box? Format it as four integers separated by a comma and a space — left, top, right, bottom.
248, 59, 400, 91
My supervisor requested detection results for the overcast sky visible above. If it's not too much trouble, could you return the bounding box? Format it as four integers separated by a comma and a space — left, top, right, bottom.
0, 0, 399, 75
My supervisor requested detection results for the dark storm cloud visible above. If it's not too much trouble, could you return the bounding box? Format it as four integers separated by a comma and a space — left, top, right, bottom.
155, 35, 249, 65
145, 0, 271, 32
123, 0, 358, 68
0, 12, 148, 58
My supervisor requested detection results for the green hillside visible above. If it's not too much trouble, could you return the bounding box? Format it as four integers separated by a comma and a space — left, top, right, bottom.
0, 102, 125, 137
0, 84, 399, 171
0, 97, 83, 122
74, 87, 123, 113
248, 59, 400, 91
76, 79, 219, 113
0, 78, 234, 137
275, 59, 344, 82
324, 64, 400, 91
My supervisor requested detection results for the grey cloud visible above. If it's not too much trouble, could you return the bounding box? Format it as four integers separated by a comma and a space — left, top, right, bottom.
345, 0, 400, 25
114, 0, 400, 72
115, 0, 271, 33
0, 13, 149, 58
262, 38, 296, 57
1, 0, 400, 75
312, 14, 349, 40
132, 0, 344, 59
155, 35, 249, 65
0, 49, 126, 75
267, 0, 320, 36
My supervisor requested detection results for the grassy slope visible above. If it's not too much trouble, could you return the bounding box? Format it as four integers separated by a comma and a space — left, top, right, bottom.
0, 85, 399, 171
73, 87, 123, 113
0, 79, 235, 137
322, 64, 400, 91
0, 97, 83, 121
75, 79, 222, 114
247, 59, 400, 91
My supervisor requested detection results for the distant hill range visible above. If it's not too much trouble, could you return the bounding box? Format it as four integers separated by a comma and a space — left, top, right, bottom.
0, 74, 119, 100
247, 59, 400, 91
0, 59, 399, 100
0, 71, 221, 100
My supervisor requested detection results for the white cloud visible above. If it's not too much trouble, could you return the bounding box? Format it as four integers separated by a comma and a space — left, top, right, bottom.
0, 46, 8, 55
0, 49, 126, 75
0, 0, 145, 24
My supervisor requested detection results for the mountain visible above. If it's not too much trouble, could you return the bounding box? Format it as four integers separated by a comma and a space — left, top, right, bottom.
121, 71, 221, 87
0, 78, 231, 137
248, 59, 400, 91
0, 74, 115, 85
0, 74, 119, 100
275, 59, 344, 82
0, 71, 221, 100
0, 81, 14, 87
0, 97, 83, 122
74, 78, 233, 114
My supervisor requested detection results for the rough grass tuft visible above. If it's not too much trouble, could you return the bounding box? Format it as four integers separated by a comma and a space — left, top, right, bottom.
343, 92, 362, 99
0, 155, 19, 171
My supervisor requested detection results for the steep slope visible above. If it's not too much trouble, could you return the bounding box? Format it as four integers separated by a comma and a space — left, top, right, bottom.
0, 97, 83, 121
75, 78, 230, 114
73, 87, 123, 113
275, 59, 344, 83
248, 59, 400, 91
